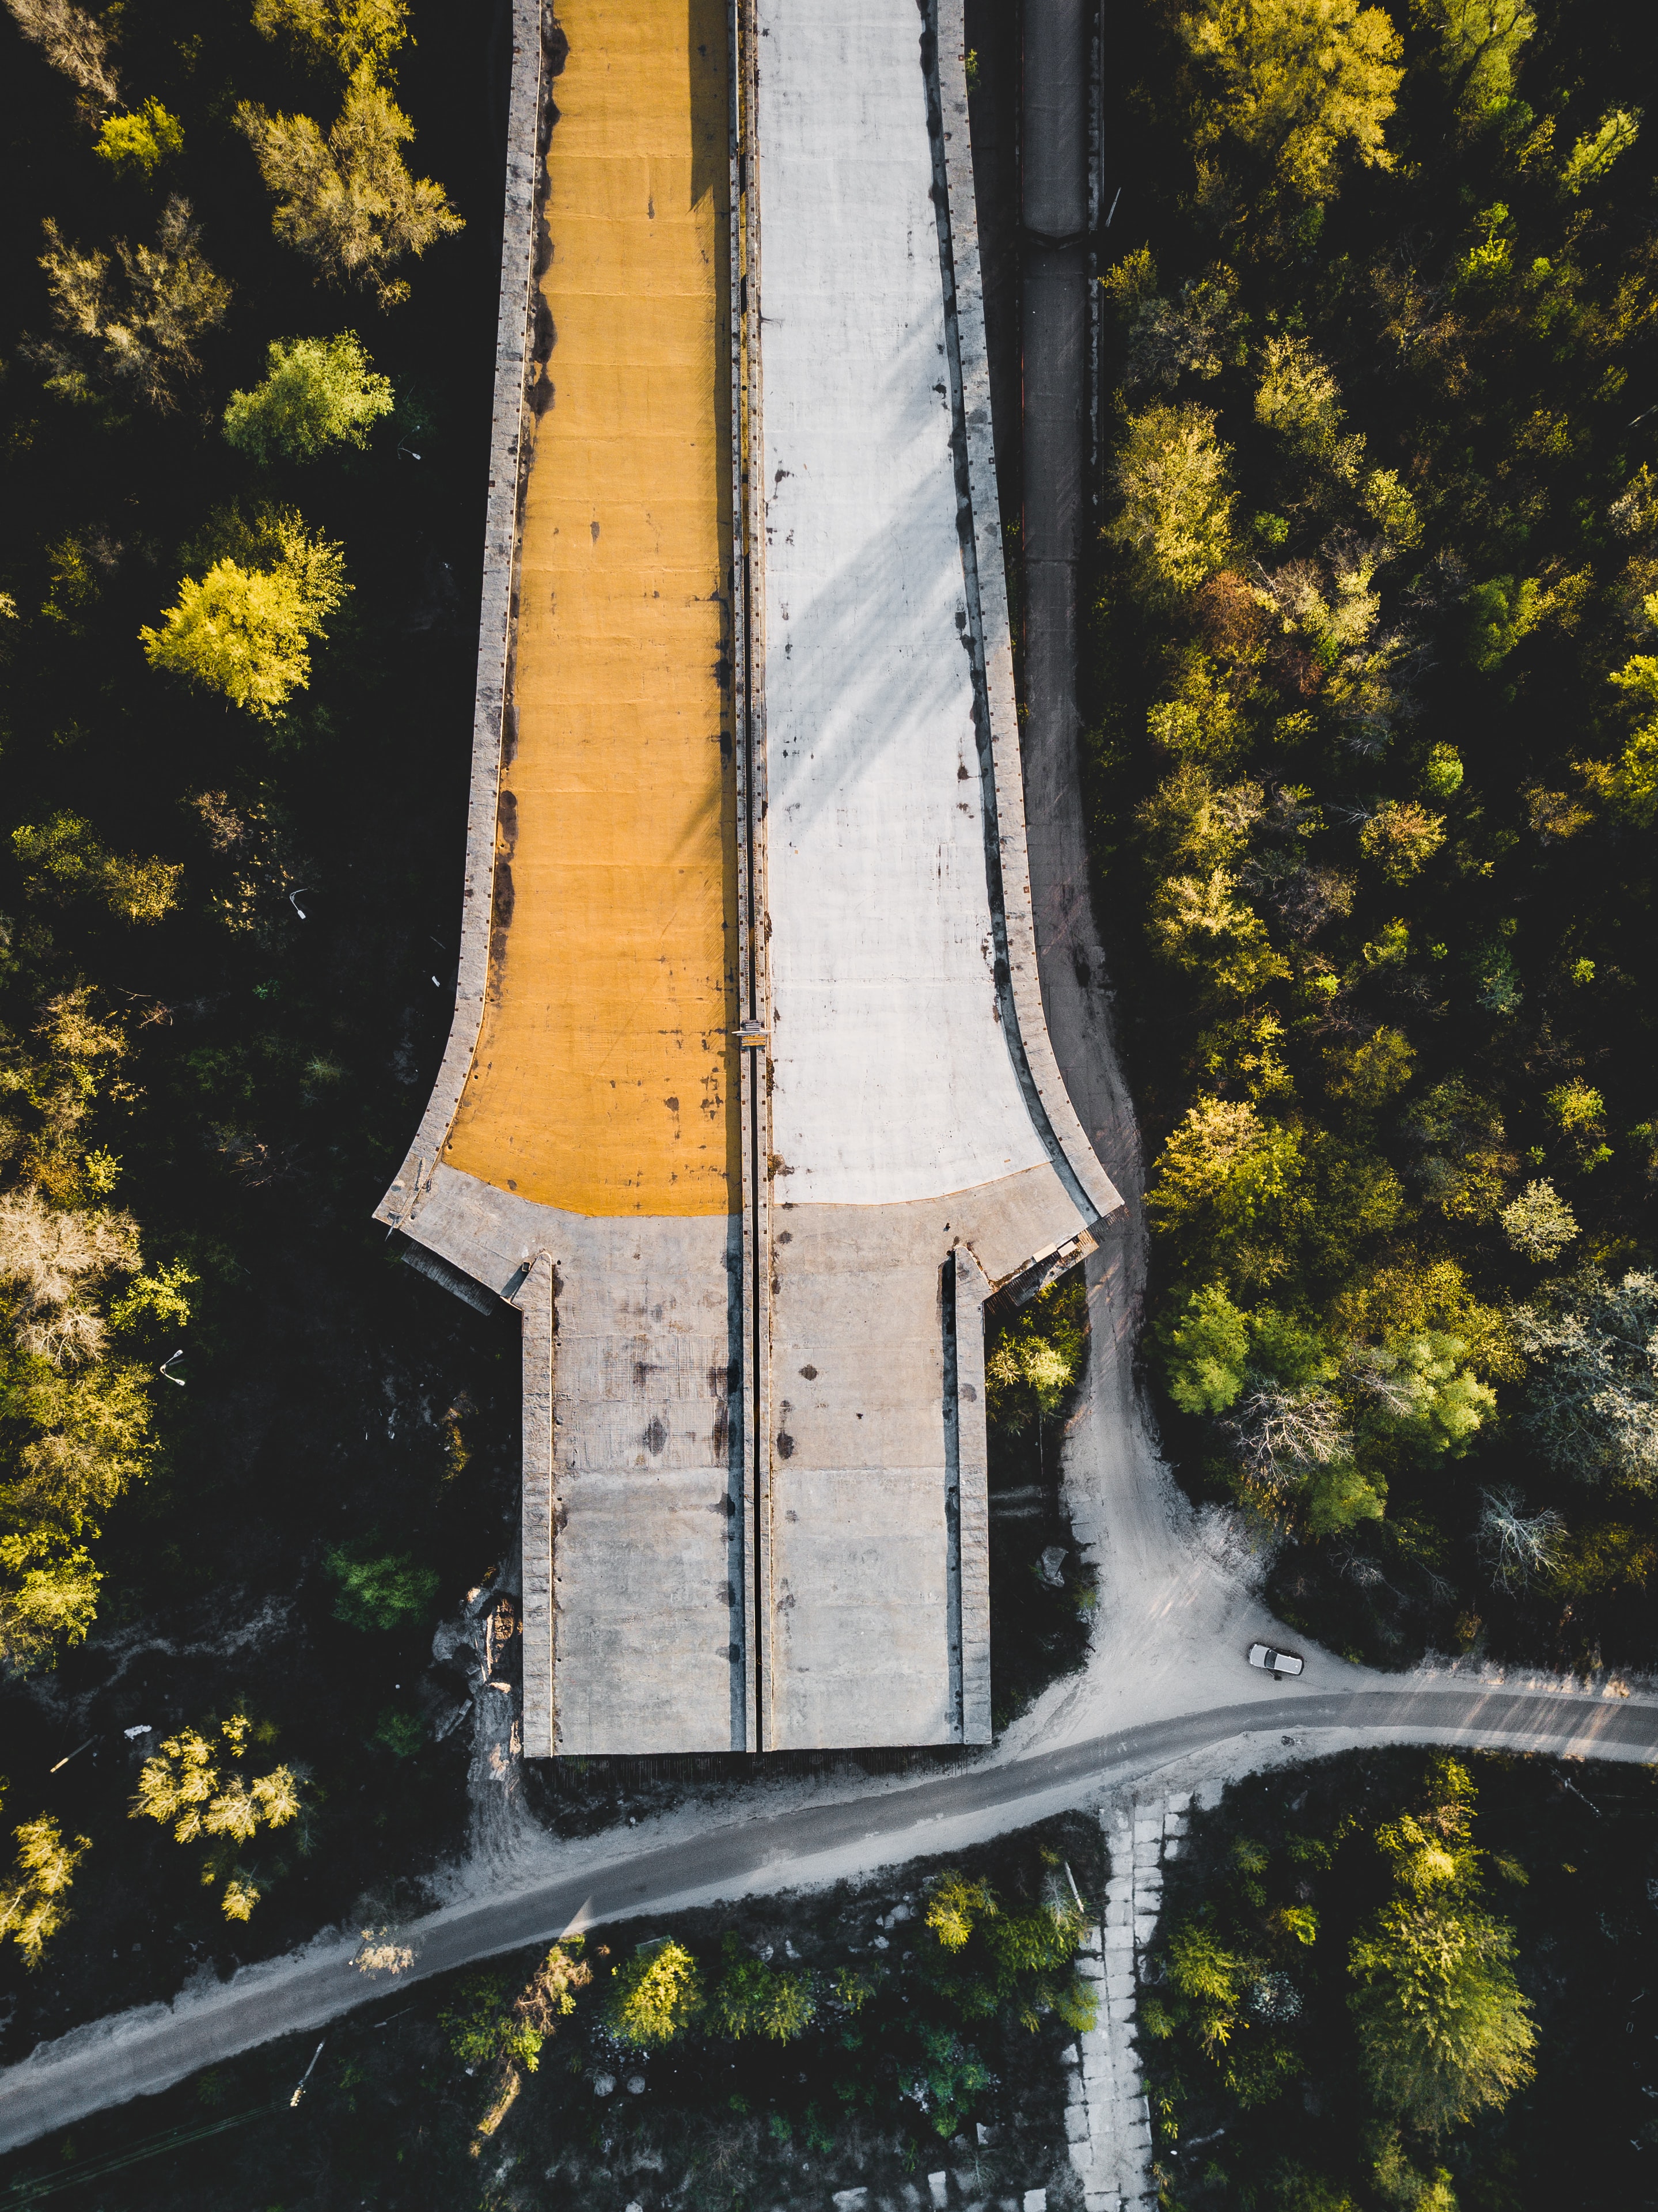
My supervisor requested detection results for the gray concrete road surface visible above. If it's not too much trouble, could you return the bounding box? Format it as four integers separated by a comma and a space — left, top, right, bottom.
1, 1680, 1655, 2156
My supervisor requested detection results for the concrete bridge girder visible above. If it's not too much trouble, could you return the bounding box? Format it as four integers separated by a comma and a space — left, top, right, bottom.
378, 0, 1122, 1755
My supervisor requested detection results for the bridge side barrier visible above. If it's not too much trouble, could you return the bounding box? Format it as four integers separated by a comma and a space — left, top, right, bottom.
375, 0, 549, 1241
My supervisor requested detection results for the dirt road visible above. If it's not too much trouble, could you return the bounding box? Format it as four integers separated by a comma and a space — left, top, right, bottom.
1, 1676, 1652, 2156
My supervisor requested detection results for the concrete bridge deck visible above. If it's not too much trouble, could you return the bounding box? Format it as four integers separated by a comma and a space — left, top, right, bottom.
378, 0, 1122, 1755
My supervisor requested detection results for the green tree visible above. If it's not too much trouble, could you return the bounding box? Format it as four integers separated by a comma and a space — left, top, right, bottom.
439, 1975, 511, 2065
94, 99, 184, 180
139, 506, 348, 719
985, 1274, 1087, 1432
905, 2023, 992, 2138
605, 1938, 704, 2048
223, 331, 394, 463
238, 65, 462, 308
439, 1942, 590, 2073
1350, 1334, 1494, 1458
1560, 107, 1641, 197
1421, 0, 1535, 118
373, 1706, 425, 1758
711, 1934, 818, 2042
1146, 1096, 1305, 1282
1109, 403, 1236, 604
323, 1539, 438, 1629
1270, 2168, 1361, 2212
1349, 1901, 1534, 2131
1348, 1761, 1535, 2133
1465, 574, 1541, 671
0, 1805, 89, 1966
30, 197, 230, 411
1158, 1913, 1258, 2054
1589, 594, 1658, 826
919, 1869, 1094, 2032
1165, 1281, 1251, 1413
1178, 0, 1404, 198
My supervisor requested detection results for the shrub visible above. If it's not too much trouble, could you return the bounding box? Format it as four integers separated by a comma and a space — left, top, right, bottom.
711, 1936, 818, 2042
323, 1541, 438, 1629
605, 1937, 703, 2048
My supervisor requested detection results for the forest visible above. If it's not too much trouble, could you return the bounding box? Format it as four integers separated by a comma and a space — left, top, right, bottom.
1139, 1747, 1658, 2211
0, 0, 525, 2005
1087, 0, 1658, 1671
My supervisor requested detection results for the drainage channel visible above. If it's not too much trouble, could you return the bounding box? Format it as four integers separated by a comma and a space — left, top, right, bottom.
730, 0, 773, 1755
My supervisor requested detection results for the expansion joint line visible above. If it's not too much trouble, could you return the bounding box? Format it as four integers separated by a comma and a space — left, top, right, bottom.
730, 0, 772, 1756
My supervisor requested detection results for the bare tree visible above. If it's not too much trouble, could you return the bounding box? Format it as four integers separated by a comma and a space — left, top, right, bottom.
5, 0, 118, 108
30, 198, 230, 411
1477, 1489, 1564, 1590
1223, 1383, 1351, 1496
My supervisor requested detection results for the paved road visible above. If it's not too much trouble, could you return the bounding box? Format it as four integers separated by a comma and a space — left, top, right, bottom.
1, 1681, 1652, 2155
1020, 0, 1099, 1120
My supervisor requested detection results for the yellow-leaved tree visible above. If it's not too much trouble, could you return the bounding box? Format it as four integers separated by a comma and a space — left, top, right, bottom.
140, 504, 348, 719
1178, 0, 1405, 199
31, 197, 230, 412
604, 1938, 704, 2048
132, 1713, 303, 1919
0, 1792, 90, 1967
238, 64, 462, 308
1108, 403, 1236, 605
252, 0, 409, 78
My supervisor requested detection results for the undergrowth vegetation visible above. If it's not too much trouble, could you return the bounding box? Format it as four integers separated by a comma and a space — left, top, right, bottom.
0, 1820, 1101, 2210
1088, 0, 1658, 1670
984, 1272, 1098, 1728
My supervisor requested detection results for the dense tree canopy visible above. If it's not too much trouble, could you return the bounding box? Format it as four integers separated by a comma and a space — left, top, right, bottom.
1093, 0, 1658, 1667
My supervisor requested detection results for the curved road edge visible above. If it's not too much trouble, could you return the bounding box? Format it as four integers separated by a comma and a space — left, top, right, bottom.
2, 1682, 1653, 2156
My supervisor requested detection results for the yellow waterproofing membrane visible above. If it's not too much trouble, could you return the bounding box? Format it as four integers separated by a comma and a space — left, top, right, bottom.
447, 0, 737, 1216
